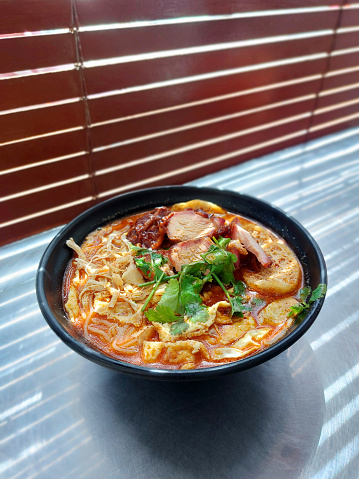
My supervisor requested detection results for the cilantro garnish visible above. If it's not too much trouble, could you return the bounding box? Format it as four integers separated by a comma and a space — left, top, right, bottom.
178, 272, 205, 312
132, 249, 177, 312
201, 242, 237, 285
251, 297, 266, 309
184, 303, 209, 323
148, 268, 209, 332
134, 251, 170, 283
141, 271, 165, 312
142, 236, 251, 333
288, 283, 327, 322
157, 278, 180, 311
145, 304, 182, 323
135, 233, 326, 336
170, 318, 189, 335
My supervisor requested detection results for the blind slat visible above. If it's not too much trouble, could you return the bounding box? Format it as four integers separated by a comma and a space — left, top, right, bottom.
76, 0, 344, 25
0, 200, 94, 248
341, 7, 359, 28
95, 118, 309, 195
322, 71, 359, 91
92, 103, 313, 172
0, 179, 94, 224
318, 87, 359, 110
0, 155, 89, 198
80, 10, 337, 62
311, 102, 359, 129
334, 30, 359, 51
0, 70, 82, 112
84, 37, 331, 96
308, 111, 359, 141
99, 134, 307, 199
1, 130, 88, 171
308, 118, 359, 141
329, 52, 359, 71
91, 85, 319, 149
329, 52, 359, 72
0, 0, 71, 35
0, 33, 76, 75
89, 60, 325, 124
0, 103, 86, 144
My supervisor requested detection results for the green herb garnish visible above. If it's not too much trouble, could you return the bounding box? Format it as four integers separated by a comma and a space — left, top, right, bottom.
251, 297, 266, 308
141, 271, 165, 312
145, 304, 182, 323
288, 283, 327, 322
143, 236, 250, 333
157, 278, 180, 311
170, 318, 189, 335
135, 250, 170, 282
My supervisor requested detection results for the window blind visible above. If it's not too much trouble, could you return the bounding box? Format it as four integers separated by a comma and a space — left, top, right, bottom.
0, 0, 358, 246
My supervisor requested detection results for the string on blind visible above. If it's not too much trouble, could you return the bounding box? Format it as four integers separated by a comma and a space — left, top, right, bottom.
0, 0, 358, 246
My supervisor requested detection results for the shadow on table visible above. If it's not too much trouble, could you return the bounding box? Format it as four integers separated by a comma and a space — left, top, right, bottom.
78, 340, 324, 479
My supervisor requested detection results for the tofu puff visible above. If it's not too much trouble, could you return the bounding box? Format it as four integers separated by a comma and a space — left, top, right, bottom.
63, 199, 303, 370
243, 242, 301, 295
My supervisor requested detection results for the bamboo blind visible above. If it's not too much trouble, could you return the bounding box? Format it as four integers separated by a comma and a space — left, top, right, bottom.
0, 0, 358, 245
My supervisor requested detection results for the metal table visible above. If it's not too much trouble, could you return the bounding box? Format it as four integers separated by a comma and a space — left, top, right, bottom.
1, 127, 359, 479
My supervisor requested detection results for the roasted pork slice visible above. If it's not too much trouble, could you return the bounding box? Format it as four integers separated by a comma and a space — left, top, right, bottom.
166, 210, 225, 242
127, 207, 172, 249
169, 237, 213, 271
227, 239, 248, 268
230, 218, 272, 267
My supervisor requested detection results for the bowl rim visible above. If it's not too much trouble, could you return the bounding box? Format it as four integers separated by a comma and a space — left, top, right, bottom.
36, 185, 327, 380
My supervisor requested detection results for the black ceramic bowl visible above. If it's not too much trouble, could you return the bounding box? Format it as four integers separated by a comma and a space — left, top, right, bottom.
36, 185, 327, 380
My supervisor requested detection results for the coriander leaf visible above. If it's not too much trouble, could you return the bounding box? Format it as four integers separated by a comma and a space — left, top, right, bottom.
296, 310, 309, 323
145, 305, 182, 323
233, 280, 246, 296
135, 257, 152, 277
214, 236, 231, 249
299, 286, 311, 302
202, 244, 226, 262
287, 304, 306, 317
251, 298, 266, 308
310, 283, 327, 302
230, 296, 245, 318
241, 304, 252, 312
178, 273, 204, 314
135, 251, 170, 282
151, 252, 168, 266
182, 261, 208, 278
141, 271, 165, 312
212, 272, 237, 317
202, 245, 236, 285
203, 244, 237, 265
287, 283, 327, 321
170, 318, 189, 336
158, 278, 180, 311
130, 244, 152, 255
185, 303, 209, 323
177, 271, 210, 322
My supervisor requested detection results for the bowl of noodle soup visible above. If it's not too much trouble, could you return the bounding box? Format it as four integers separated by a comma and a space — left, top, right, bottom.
36, 186, 327, 380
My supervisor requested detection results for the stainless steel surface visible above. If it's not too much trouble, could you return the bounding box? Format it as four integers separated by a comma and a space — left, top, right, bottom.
1, 127, 359, 478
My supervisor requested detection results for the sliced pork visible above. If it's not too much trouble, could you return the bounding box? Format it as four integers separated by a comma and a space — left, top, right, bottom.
169, 237, 213, 272
227, 239, 248, 268
127, 207, 172, 249
167, 210, 225, 242
230, 218, 272, 267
